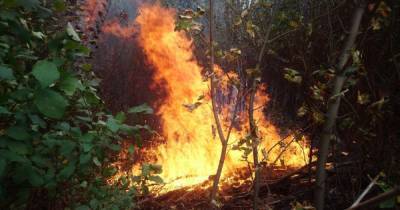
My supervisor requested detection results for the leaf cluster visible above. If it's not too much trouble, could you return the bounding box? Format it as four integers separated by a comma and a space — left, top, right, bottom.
0, 1, 155, 209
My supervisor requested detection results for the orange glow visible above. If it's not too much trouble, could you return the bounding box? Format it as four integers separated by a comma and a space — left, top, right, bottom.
101, 19, 135, 38
132, 4, 309, 193
81, 0, 107, 29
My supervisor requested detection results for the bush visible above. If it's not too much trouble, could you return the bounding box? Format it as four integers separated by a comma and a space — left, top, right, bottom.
0, 1, 149, 209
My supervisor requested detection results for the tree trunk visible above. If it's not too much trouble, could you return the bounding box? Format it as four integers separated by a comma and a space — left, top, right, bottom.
209, 0, 228, 205
314, 3, 366, 209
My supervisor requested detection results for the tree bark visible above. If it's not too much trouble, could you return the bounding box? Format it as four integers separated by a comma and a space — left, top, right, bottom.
209, 0, 228, 205
314, 3, 366, 209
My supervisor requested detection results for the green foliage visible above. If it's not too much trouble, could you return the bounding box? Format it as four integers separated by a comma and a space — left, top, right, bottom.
232, 134, 256, 162
34, 88, 69, 119
0, 0, 155, 209
376, 178, 397, 209
174, 7, 204, 32
132, 163, 164, 194
128, 103, 154, 114
283, 67, 302, 84
32, 60, 60, 87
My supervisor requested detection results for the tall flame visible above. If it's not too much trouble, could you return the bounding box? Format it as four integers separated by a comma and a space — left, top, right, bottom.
134, 4, 308, 192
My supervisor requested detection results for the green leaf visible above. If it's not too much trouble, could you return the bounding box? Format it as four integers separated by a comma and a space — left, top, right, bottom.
29, 115, 47, 128
148, 175, 164, 184
81, 133, 94, 143
108, 144, 121, 151
83, 90, 100, 105
134, 133, 143, 148
13, 164, 30, 183
8, 141, 29, 155
93, 157, 101, 167
82, 143, 93, 153
150, 164, 162, 174
344, 66, 358, 76
89, 199, 99, 209
0, 149, 29, 163
66, 22, 81, 42
6, 126, 30, 141
75, 205, 90, 210
0, 158, 6, 177
16, 0, 40, 10
32, 31, 46, 39
106, 117, 120, 132
79, 153, 91, 165
128, 104, 153, 114
53, 0, 66, 12
128, 145, 135, 154
31, 155, 51, 168
379, 198, 395, 208
284, 67, 302, 84
0, 106, 11, 115
175, 19, 193, 32
10, 88, 31, 101
78, 180, 87, 188
0, 66, 15, 80
58, 162, 75, 180
115, 112, 126, 123
59, 74, 81, 96
32, 60, 60, 87
34, 89, 68, 119
141, 164, 150, 176
60, 141, 76, 157
81, 63, 92, 71
29, 167, 44, 187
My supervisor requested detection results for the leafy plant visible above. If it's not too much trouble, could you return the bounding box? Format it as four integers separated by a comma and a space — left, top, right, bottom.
0, 1, 153, 209
132, 163, 164, 195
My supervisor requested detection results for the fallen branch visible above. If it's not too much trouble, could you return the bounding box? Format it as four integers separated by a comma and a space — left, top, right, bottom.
349, 173, 382, 208
345, 186, 400, 210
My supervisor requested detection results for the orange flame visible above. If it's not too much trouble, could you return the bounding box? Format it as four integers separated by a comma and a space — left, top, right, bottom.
133, 4, 308, 192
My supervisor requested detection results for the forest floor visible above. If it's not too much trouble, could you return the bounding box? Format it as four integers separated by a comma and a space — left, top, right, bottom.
135, 166, 313, 209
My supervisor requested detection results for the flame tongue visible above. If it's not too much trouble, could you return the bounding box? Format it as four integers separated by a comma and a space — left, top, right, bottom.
135, 4, 224, 190
134, 4, 308, 192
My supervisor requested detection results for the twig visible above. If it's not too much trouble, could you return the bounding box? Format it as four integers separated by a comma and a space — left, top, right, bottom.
268, 28, 299, 43
349, 173, 382, 208
345, 186, 400, 210
265, 124, 312, 160
271, 136, 297, 166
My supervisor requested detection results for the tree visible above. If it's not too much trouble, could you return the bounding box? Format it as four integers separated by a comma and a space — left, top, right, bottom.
314, 2, 366, 209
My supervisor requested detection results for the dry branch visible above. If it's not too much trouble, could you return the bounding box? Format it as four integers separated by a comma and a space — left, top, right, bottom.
345, 186, 400, 210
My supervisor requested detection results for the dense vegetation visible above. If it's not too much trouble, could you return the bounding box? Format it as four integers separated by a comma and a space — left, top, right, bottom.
172, 0, 399, 208
0, 1, 163, 209
225, 0, 400, 209
1, 0, 399, 209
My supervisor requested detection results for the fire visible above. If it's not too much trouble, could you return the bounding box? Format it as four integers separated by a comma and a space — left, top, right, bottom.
133, 4, 308, 192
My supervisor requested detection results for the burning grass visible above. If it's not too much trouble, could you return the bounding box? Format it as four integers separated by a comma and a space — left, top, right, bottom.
135, 165, 309, 209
